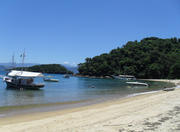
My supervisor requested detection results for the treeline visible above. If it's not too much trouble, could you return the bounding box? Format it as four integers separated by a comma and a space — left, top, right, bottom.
78, 37, 180, 79
14, 64, 73, 74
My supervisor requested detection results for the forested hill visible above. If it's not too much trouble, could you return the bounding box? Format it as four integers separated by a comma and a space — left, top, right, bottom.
78, 37, 180, 79
14, 64, 73, 74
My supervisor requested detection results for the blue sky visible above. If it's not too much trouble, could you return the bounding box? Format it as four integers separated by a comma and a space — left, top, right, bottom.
0, 0, 180, 65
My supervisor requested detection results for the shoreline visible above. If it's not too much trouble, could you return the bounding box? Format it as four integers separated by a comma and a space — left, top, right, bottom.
0, 89, 161, 119
0, 79, 174, 118
0, 79, 180, 132
0, 87, 168, 124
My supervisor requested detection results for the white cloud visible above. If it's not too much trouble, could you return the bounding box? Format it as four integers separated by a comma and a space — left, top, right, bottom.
63, 61, 77, 67
71, 62, 77, 66
63, 61, 69, 65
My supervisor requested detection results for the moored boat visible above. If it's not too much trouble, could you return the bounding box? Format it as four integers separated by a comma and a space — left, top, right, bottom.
126, 81, 148, 86
4, 70, 45, 90
43, 78, 59, 82
64, 74, 70, 78
112, 75, 136, 80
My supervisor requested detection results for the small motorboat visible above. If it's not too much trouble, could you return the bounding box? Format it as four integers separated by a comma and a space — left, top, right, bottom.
126, 81, 148, 86
64, 74, 70, 78
43, 78, 59, 82
112, 75, 136, 80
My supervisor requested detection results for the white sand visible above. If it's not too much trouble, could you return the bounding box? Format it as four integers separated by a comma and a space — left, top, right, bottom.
141, 79, 180, 86
0, 80, 180, 132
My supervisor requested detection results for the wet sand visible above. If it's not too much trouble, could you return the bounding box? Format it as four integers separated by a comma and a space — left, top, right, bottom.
0, 79, 180, 132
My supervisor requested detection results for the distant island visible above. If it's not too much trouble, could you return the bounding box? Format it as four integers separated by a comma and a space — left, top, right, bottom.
78, 37, 180, 79
14, 64, 73, 74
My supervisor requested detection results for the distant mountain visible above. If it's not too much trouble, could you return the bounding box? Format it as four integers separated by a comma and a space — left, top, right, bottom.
14, 64, 73, 74
0, 62, 78, 73
0, 63, 39, 67
61, 64, 78, 73
0, 63, 39, 71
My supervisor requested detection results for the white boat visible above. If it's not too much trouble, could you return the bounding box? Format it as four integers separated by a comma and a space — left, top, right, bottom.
126, 81, 148, 86
64, 74, 70, 78
4, 70, 45, 90
3, 51, 45, 89
43, 78, 59, 82
112, 75, 136, 80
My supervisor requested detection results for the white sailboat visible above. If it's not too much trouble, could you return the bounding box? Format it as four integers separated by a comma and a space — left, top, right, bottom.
4, 51, 45, 90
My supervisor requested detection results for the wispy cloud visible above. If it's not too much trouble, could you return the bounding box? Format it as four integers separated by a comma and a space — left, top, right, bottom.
63, 61, 77, 67
63, 61, 69, 65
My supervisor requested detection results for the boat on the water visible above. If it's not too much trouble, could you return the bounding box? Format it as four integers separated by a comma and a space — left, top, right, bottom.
126, 81, 148, 86
43, 78, 59, 82
3, 70, 45, 90
64, 74, 70, 78
3, 51, 45, 90
112, 75, 136, 80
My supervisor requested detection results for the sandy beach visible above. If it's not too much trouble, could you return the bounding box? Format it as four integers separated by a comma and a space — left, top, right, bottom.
0, 80, 180, 132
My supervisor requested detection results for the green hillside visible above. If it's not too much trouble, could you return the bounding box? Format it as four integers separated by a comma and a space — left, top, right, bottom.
15, 64, 73, 74
78, 37, 180, 79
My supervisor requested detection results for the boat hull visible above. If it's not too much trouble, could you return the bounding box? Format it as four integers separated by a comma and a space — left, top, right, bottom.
126, 82, 148, 86
6, 81, 44, 90
43, 79, 59, 82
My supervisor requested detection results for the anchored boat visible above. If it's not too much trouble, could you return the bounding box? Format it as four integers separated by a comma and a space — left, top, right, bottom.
43, 75, 59, 82
126, 81, 148, 86
43, 77, 59, 82
3, 70, 45, 90
112, 75, 136, 80
64, 74, 70, 78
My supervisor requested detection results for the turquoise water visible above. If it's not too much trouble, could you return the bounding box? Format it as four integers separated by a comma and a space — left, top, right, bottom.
0, 71, 173, 107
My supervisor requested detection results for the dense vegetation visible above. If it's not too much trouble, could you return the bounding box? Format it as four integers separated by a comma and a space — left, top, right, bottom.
78, 37, 180, 79
14, 64, 73, 74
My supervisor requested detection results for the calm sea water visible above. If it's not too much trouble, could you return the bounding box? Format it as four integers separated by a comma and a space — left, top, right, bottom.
0, 71, 173, 107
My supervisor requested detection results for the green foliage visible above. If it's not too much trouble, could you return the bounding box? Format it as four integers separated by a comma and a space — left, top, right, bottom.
169, 62, 180, 79
14, 64, 73, 74
78, 37, 180, 79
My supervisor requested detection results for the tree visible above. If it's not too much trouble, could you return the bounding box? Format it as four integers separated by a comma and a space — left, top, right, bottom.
169, 63, 180, 79
78, 37, 180, 79
14, 64, 73, 74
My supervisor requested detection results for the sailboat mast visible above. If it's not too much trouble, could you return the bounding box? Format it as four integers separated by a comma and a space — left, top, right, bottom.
21, 50, 25, 71
12, 54, 15, 68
